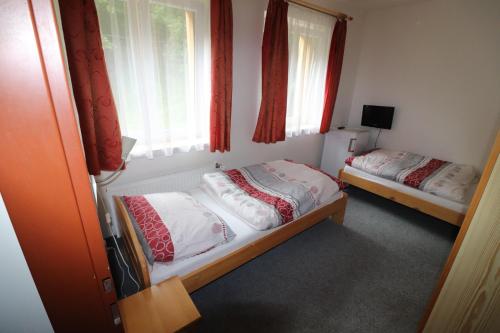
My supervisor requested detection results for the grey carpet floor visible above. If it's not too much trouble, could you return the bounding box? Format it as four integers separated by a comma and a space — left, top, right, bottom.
189, 187, 458, 333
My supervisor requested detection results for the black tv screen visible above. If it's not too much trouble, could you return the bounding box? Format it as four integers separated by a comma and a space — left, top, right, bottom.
361, 105, 395, 129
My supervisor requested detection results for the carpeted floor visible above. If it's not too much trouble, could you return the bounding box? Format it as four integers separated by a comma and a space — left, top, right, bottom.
109, 187, 458, 332
190, 187, 458, 333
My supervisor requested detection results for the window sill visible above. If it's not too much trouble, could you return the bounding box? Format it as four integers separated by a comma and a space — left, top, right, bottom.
285, 128, 322, 138
130, 141, 209, 160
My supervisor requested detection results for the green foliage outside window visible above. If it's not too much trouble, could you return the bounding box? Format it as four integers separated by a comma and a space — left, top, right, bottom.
95, 0, 194, 136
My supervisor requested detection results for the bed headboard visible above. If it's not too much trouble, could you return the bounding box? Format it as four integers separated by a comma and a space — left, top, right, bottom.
102, 165, 217, 237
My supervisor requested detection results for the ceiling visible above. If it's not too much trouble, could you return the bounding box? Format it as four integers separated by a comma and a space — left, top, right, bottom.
333, 0, 424, 10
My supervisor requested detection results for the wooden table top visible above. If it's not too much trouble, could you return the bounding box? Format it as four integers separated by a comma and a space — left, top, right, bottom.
118, 276, 201, 333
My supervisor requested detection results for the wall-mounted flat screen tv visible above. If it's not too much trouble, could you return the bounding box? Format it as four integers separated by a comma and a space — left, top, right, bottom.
361, 105, 395, 129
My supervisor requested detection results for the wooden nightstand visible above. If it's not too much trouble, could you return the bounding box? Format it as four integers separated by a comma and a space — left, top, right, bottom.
118, 276, 201, 333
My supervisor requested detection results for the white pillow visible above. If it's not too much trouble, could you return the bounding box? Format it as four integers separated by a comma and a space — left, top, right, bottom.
122, 192, 235, 263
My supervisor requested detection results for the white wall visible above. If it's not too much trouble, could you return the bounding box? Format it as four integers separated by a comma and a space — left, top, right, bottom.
107, 0, 366, 185
0, 194, 53, 333
348, 0, 500, 171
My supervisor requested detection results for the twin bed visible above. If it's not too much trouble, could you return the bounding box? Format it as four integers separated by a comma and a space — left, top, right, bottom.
339, 149, 477, 226
114, 160, 347, 292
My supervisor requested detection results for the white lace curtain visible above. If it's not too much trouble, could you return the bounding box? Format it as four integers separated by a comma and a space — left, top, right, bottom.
286, 4, 335, 137
96, 0, 211, 158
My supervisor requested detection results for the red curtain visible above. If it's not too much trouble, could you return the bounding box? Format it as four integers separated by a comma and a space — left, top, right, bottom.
320, 19, 347, 134
210, 0, 233, 152
253, 0, 289, 143
59, 0, 122, 175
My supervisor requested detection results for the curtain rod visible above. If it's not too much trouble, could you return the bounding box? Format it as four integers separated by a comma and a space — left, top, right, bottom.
288, 0, 354, 21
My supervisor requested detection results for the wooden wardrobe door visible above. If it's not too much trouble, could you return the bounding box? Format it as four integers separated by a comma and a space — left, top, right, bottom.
419, 131, 500, 331
0, 0, 120, 332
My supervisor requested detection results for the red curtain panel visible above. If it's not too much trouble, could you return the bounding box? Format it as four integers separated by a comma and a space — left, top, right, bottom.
320, 19, 347, 134
59, 0, 122, 175
210, 0, 233, 152
253, 0, 289, 143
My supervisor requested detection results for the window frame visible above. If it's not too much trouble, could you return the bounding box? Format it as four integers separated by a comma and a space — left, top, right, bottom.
96, 0, 211, 158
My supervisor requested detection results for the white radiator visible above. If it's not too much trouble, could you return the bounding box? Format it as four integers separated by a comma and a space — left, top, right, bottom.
101, 165, 217, 236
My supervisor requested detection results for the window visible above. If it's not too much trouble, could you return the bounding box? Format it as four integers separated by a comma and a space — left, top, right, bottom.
286, 4, 334, 137
96, 0, 210, 158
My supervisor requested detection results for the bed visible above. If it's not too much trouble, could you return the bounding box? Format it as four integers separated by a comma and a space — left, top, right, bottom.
114, 160, 348, 293
339, 149, 477, 226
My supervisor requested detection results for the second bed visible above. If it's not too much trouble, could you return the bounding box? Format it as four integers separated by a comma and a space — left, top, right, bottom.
340, 149, 478, 226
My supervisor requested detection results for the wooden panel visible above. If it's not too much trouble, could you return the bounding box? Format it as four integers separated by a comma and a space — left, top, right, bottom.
0, 0, 118, 331
339, 169, 464, 226
118, 276, 201, 333
30, 0, 118, 312
419, 130, 500, 332
114, 193, 347, 292
423, 146, 500, 332
114, 196, 151, 288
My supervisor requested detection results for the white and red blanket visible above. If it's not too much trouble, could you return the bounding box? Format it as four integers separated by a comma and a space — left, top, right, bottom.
201, 160, 344, 230
345, 149, 476, 203
121, 192, 234, 264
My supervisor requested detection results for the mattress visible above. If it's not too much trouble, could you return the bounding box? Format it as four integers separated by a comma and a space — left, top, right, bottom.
148, 187, 344, 285
343, 165, 474, 214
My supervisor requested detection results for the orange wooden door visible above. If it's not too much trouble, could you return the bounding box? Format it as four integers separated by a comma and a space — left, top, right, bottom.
0, 0, 120, 332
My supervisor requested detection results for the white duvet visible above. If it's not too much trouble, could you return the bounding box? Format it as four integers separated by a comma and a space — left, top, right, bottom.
201, 160, 341, 230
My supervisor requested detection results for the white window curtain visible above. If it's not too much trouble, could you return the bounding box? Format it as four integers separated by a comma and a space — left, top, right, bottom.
286, 4, 335, 137
96, 0, 211, 158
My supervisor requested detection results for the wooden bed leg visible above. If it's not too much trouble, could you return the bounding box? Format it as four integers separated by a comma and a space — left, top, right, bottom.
330, 194, 347, 225
331, 210, 345, 225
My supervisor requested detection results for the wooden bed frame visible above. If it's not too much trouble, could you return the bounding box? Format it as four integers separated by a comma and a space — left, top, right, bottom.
114, 193, 348, 293
338, 168, 464, 226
